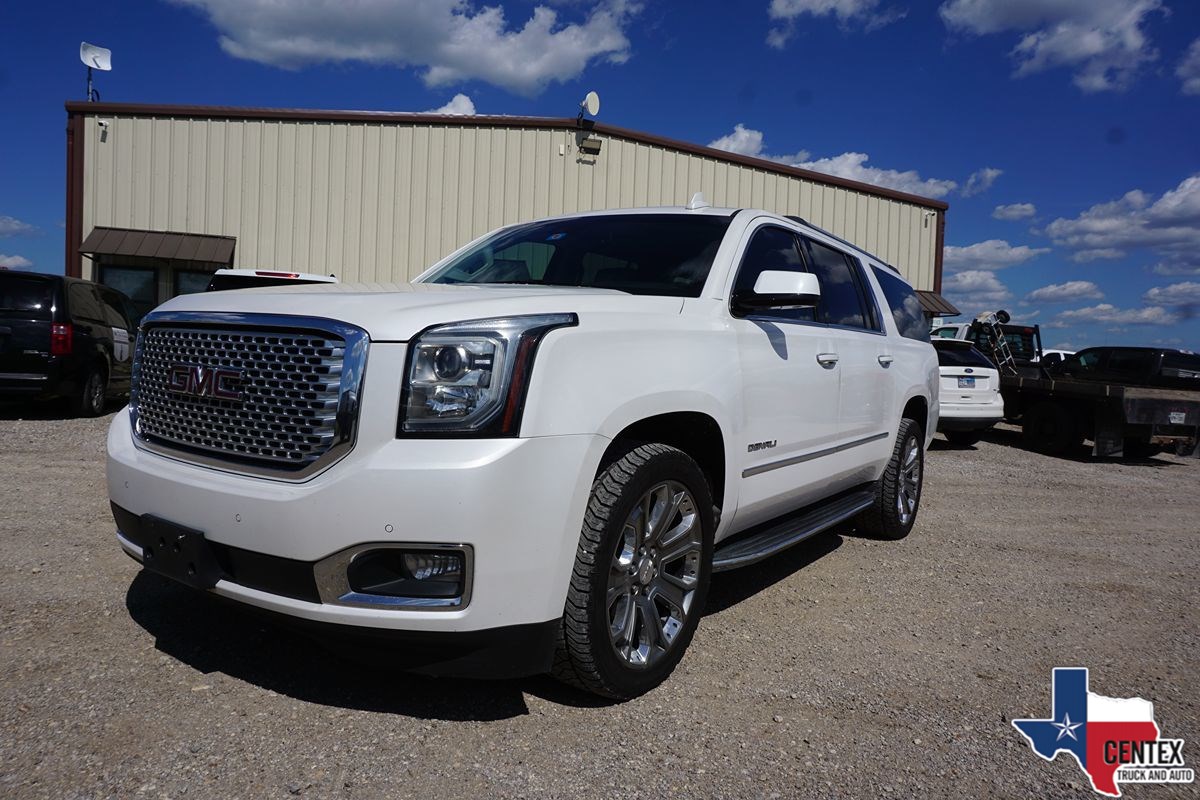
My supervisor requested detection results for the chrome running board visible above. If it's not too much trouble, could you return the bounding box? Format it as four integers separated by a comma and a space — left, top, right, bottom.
712, 486, 875, 572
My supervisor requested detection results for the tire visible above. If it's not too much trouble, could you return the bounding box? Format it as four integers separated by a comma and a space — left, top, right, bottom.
75, 365, 107, 417
856, 418, 924, 540
1021, 401, 1081, 455
944, 430, 982, 447
553, 443, 714, 699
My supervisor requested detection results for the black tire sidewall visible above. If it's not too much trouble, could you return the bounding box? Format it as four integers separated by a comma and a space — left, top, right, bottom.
882, 420, 923, 539
78, 367, 106, 417
586, 449, 714, 697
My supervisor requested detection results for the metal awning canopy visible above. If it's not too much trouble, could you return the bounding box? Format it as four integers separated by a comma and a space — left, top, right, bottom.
80, 226, 236, 265
915, 290, 959, 317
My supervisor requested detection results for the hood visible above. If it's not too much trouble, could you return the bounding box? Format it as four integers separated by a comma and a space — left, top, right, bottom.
153, 282, 685, 341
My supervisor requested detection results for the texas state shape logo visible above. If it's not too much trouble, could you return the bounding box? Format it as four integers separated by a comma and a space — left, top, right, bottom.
1012, 667, 1194, 796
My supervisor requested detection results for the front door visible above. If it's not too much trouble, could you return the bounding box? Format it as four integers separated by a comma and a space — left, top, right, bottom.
729, 222, 843, 529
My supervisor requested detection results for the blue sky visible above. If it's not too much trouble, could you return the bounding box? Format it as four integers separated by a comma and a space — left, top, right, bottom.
2, 0, 1198, 350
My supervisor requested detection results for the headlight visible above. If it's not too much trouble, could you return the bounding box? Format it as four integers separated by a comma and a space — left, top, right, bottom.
399, 313, 577, 436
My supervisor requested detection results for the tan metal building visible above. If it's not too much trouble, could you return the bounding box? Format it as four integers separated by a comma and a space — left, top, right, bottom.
64, 102, 949, 317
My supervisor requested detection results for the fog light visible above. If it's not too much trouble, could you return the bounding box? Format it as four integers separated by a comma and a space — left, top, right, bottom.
347, 549, 465, 600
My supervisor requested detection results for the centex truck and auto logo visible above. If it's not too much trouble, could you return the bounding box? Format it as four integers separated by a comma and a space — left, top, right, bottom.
1012, 667, 1194, 797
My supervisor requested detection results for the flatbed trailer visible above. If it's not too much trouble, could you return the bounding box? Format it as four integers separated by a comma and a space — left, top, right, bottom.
1000, 372, 1200, 457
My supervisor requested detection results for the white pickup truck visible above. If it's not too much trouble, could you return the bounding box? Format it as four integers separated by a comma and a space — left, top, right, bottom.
107, 204, 938, 698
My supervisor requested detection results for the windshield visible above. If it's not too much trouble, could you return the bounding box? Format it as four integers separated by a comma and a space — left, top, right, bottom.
422, 214, 732, 298
0, 275, 55, 320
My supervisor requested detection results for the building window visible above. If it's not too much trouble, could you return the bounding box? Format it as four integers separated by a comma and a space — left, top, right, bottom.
101, 265, 158, 320
175, 270, 212, 296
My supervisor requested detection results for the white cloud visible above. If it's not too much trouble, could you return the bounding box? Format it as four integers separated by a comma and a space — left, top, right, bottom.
425, 93, 476, 115
943, 239, 1050, 272
707, 124, 955, 198
939, 0, 1165, 92
1058, 303, 1177, 325
961, 166, 1002, 197
0, 216, 36, 237
1177, 37, 1200, 95
942, 269, 1013, 309
1142, 281, 1200, 307
993, 202, 1036, 220
1027, 280, 1104, 303
767, 0, 906, 47
1150, 259, 1200, 277
795, 152, 957, 198
1044, 175, 1200, 268
174, 0, 639, 96
0, 254, 33, 269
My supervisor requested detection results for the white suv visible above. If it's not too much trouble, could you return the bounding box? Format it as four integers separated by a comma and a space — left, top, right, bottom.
107, 206, 938, 698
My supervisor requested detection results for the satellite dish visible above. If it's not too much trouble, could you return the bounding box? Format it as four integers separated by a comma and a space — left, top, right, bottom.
581, 91, 600, 117
80, 42, 112, 71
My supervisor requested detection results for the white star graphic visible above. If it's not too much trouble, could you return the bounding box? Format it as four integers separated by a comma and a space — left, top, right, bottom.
1052, 713, 1082, 741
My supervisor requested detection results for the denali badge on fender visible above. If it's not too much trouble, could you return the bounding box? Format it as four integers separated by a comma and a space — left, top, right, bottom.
167, 363, 244, 401
747, 440, 777, 452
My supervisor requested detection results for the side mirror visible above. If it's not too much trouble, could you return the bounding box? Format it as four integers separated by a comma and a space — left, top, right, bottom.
733, 270, 820, 314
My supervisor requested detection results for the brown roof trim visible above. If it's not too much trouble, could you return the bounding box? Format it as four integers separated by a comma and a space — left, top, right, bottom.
80, 226, 236, 265
65, 101, 950, 211
915, 290, 960, 317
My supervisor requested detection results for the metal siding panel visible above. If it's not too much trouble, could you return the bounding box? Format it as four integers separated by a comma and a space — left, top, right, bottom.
547, 129, 565, 218
326, 123, 347, 279
241, 121, 263, 266
533, 129, 551, 220
359, 124, 382, 283
424, 126, 446, 266
395, 125, 415, 280
129, 118, 151, 228
519, 129, 537, 222
619, 140, 636, 208
167, 119, 189, 231
112, 114, 134, 228
408, 126, 429, 278
469, 128, 490, 246
293, 122, 314, 273
258, 122, 280, 266
205, 119, 225, 237
344, 124, 366, 278
309, 123, 330, 276
377, 124, 398, 282
277, 122, 298, 267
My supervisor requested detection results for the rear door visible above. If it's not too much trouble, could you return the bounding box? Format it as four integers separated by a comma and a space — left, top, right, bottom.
65, 281, 112, 375
800, 236, 892, 450
0, 273, 58, 379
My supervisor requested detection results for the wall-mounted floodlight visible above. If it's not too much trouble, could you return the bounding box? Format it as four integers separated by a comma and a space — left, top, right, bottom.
80, 42, 112, 102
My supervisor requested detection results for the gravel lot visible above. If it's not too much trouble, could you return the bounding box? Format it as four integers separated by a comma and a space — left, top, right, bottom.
1, 405, 1197, 799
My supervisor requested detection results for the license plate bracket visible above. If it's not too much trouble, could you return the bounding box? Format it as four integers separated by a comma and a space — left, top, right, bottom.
957, 376, 976, 388
140, 515, 225, 590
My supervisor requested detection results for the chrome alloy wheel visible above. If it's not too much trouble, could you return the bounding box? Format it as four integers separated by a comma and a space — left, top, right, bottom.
896, 434, 921, 526
607, 480, 703, 669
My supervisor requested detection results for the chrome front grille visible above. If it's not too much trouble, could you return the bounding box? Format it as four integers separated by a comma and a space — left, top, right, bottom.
131, 312, 369, 479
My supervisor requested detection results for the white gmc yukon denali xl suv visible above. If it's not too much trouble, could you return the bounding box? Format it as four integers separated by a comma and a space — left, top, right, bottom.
107, 205, 938, 698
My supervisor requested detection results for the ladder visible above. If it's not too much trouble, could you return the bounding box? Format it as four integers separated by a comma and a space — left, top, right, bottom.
974, 311, 1018, 375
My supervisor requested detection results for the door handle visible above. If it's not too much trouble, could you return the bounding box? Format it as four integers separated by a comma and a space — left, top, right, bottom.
878, 355, 894, 367
816, 352, 839, 367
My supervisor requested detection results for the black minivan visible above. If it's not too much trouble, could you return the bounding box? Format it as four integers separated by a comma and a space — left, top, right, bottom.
0, 270, 139, 416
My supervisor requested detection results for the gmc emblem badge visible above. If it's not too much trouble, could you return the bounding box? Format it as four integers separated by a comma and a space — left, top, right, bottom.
167, 363, 244, 401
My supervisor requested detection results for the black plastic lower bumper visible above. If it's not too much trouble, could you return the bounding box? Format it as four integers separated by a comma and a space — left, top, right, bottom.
111, 502, 559, 679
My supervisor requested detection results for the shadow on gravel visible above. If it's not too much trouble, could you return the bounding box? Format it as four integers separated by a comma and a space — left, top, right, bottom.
0, 399, 123, 420
977, 424, 1185, 468
705, 531, 842, 615
125, 571, 535, 721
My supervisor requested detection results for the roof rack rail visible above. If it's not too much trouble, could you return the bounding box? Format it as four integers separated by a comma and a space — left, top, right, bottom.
785, 215, 902, 276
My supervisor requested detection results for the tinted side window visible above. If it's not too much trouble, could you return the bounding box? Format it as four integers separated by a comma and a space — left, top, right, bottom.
804, 238, 870, 329
0, 276, 56, 321
872, 266, 930, 341
67, 282, 104, 322
1107, 349, 1154, 375
732, 226, 813, 322
1075, 350, 1103, 370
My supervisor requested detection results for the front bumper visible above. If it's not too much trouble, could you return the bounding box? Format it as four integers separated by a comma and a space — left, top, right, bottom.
107, 407, 608, 640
